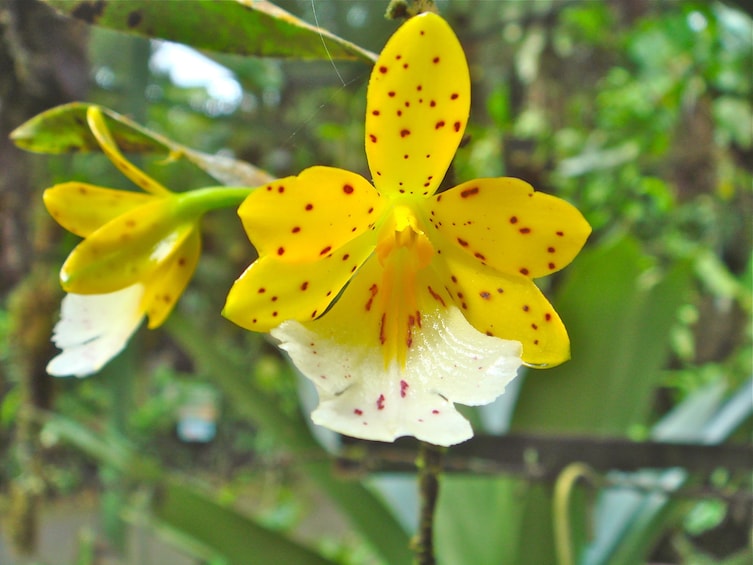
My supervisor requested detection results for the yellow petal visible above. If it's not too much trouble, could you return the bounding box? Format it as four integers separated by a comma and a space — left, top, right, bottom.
61, 198, 193, 294
238, 166, 383, 263
44, 182, 154, 237
427, 177, 591, 279
365, 12, 470, 196
223, 233, 376, 332
87, 106, 171, 196
142, 228, 201, 328
435, 246, 571, 367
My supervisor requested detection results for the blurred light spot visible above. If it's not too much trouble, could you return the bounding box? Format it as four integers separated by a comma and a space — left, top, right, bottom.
150, 41, 242, 112
687, 11, 707, 32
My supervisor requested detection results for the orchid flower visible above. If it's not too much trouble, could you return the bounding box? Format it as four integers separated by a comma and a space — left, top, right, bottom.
224, 13, 591, 446
46, 106, 250, 377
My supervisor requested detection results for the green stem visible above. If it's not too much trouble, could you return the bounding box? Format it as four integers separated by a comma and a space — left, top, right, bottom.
176, 186, 255, 217
412, 441, 445, 565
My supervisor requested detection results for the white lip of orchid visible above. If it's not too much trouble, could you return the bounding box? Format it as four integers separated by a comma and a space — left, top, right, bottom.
46, 284, 145, 378
272, 306, 523, 446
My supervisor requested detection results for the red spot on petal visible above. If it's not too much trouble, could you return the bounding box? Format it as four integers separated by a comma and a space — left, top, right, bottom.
549, 262, 556, 270
453, 121, 461, 132
532, 323, 539, 330
417, 84, 423, 91
272, 311, 278, 317
369, 134, 377, 143
342, 253, 350, 261
427, 286, 446, 307
509, 216, 518, 224
301, 281, 309, 291
277, 185, 285, 193
435, 120, 445, 129
258, 287, 266, 294
545, 313, 552, 321
519, 227, 531, 234
480, 291, 491, 300
372, 110, 380, 116
400, 380, 409, 398
461, 186, 479, 198
474, 252, 486, 261
523, 305, 530, 312
379, 65, 388, 73
400, 129, 411, 137
397, 110, 403, 117
432, 409, 439, 415
320, 245, 332, 255
177, 257, 187, 266
520, 268, 530, 276
388, 91, 396, 97
556, 231, 564, 236
429, 100, 436, 107
277, 247, 285, 255
354, 409, 363, 415
433, 56, 440, 63
379, 313, 387, 344
457, 237, 469, 247
451, 93, 459, 100
377, 394, 385, 410
343, 184, 354, 194
548, 246, 555, 253
305, 203, 314, 210
497, 287, 504, 293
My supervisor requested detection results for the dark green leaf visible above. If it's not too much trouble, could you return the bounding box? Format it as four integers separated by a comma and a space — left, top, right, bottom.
43, 0, 377, 62
11, 102, 273, 186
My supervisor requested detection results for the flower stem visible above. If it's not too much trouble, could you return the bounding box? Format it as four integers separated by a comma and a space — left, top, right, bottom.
176, 186, 255, 217
412, 441, 446, 565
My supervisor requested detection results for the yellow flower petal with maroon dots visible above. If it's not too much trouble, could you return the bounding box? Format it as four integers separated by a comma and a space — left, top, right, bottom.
43, 183, 154, 238
223, 233, 376, 332
238, 166, 383, 263
143, 228, 201, 328
365, 12, 470, 196
427, 177, 592, 279
434, 245, 570, 367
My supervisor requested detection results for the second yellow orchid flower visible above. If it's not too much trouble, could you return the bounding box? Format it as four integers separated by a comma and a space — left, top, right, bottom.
45, 107, 250, 377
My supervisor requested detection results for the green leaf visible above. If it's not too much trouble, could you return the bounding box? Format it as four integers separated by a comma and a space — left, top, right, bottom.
152, 480, 335, 565
512, 235, 693, 434
585, 377, 753, 565
39, 412, 335, 565
42, 0, 377, 63
11, 103, 273, 187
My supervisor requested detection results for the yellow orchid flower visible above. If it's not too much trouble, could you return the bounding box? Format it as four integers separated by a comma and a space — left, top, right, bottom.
46, 106, 250, 377
224, 13, 591, 446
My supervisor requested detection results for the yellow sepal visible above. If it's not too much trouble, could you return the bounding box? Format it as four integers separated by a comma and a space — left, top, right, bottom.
433, 243, 571, 367
428, 177, 591, 279
60, 197, 193, 294
44, 182, 153, 238
365, 13, 470, 196
223, 233, 376, 332
238, 166, 383, 263
142, 228, 201, 328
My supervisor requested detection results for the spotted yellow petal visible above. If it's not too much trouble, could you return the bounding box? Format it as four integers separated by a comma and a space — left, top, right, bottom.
427, 177, 591, 279
223, 233, 376, 332
43, 182, 154, 237
238, 166, 383, 263
365, 12, 470, 196
87, 106, 171, 196
433, 246, 570, 367
61, 198, 193, 294
142, 228, 201, 328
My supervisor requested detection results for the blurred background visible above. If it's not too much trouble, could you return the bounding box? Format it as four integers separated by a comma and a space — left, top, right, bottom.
0, 1, 750, 564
